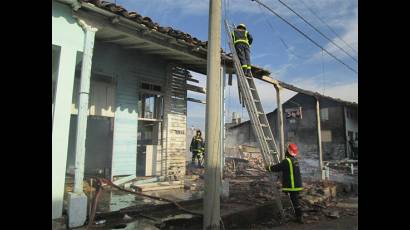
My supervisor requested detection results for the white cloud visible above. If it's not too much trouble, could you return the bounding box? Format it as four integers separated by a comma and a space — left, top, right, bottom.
288, 77, 358, 103
307, 7, 358, 64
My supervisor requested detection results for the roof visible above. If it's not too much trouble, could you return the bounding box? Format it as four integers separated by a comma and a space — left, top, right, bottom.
72, 0, 271, 77
227, 92, 357, 130
81, 0, 208, 48
285, 92, 358, 107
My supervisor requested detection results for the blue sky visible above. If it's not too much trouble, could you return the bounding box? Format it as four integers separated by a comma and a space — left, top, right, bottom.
115, 0, 358, 131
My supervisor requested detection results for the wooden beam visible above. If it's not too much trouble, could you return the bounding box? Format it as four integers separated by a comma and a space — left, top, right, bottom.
187, 78, 200, 83
113, 175, 136, 186
256, 75, 357, 107
132, 181, 184, 192
186, 84, 206, 94
187, 97, 206, 104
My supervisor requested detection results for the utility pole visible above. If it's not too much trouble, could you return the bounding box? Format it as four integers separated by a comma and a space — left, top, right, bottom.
204, 0, 222, 229
274, 84, 285, 160
315, 98, 324, 180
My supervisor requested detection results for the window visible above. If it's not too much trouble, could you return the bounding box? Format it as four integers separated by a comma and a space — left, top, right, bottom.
138, 82, 163, 119
321, 130, 332, 142
138, 94, 163, 119
141, 82, 162, 92
320, 108, 329, 121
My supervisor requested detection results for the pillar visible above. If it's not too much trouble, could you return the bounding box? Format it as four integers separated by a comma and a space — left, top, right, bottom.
67, 19, 98, 228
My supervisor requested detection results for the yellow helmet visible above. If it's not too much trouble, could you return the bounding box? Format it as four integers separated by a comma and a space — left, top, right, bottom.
237, 24, 246, 30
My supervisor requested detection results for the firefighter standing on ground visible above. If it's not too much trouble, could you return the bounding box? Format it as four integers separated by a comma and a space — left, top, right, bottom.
190, 130, 205, 168
231, 23, 253, 76
266, 143, 304, 224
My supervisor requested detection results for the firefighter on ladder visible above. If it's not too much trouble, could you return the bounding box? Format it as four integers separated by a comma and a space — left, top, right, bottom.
266, 143, 304, 224
190, 130, 205, 168
231, 23, 253, 76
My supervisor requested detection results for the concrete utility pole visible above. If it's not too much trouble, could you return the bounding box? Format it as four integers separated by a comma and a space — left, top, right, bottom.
315, 98, 324, 180
274, 84, 285, 160
204, 0, 222, 229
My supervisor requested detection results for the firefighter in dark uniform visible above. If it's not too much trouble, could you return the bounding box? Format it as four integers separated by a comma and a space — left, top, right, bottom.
266, 143, 304, 224
231, 23, 253, 76
190, 130, 205, 168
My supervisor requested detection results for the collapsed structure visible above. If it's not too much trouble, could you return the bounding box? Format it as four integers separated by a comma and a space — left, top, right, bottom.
227, 92, 358, 180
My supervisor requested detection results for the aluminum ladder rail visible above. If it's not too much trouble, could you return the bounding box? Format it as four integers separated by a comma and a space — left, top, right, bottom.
224, 20, 280, 167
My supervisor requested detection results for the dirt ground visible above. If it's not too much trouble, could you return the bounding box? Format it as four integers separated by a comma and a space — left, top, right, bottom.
264, 215, 358, 230
55, 148, 358, 229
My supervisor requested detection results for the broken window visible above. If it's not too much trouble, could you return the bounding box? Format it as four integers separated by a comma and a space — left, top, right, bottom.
320, 108, 329, 121
138, 82, 164, 120
138, 94, 163, 119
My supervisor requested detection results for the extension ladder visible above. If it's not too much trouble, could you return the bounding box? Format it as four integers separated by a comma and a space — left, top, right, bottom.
224, 20, 280, 167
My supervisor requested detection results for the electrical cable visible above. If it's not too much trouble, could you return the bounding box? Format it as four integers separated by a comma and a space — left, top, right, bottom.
298, 0, 358, 56
251, 0, 358, 74
276, 0, 358, 63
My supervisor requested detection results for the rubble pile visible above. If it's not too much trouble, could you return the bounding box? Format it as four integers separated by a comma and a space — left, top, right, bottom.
296, 181, 358, 224
223, 145, 267, 178
228, 178, 280, 205
184, 145, 357, 225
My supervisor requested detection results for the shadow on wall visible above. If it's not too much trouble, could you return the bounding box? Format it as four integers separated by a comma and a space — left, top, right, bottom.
66, 115, 114, 176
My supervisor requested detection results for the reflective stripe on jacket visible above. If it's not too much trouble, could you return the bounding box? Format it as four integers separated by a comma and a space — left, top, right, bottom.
190, 136, 205, 152
266, 156, 303, 192
231, 29, 253, 46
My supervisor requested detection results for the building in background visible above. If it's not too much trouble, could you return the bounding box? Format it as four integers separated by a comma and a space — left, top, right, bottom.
226, 93, 358, 179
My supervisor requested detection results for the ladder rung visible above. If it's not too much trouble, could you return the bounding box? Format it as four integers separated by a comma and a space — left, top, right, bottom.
265, 137, 273, 141
258, 111, 264, 115
250, 87, 256, 90
246, 76, 252, 79
254, 99, 260, 103
269, 150, 278, 154
261, 124, 269, 127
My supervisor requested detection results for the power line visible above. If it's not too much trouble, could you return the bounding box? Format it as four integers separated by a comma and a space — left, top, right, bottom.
256, 3, 310, 59
298, 0, 358, 56
275, 0, 358, 63
251, 0, 358, 74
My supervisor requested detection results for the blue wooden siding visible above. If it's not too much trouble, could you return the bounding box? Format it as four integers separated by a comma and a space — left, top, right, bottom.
111, 75, 139, 176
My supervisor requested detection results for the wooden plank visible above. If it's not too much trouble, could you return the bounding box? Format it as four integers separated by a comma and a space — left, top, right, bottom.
134, 184, 184, 192
113, 174, 136, 186
133, 181, 184, 192
186, 84, 206, 94
187, 78, 200, 83
187, 97, 206, 104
